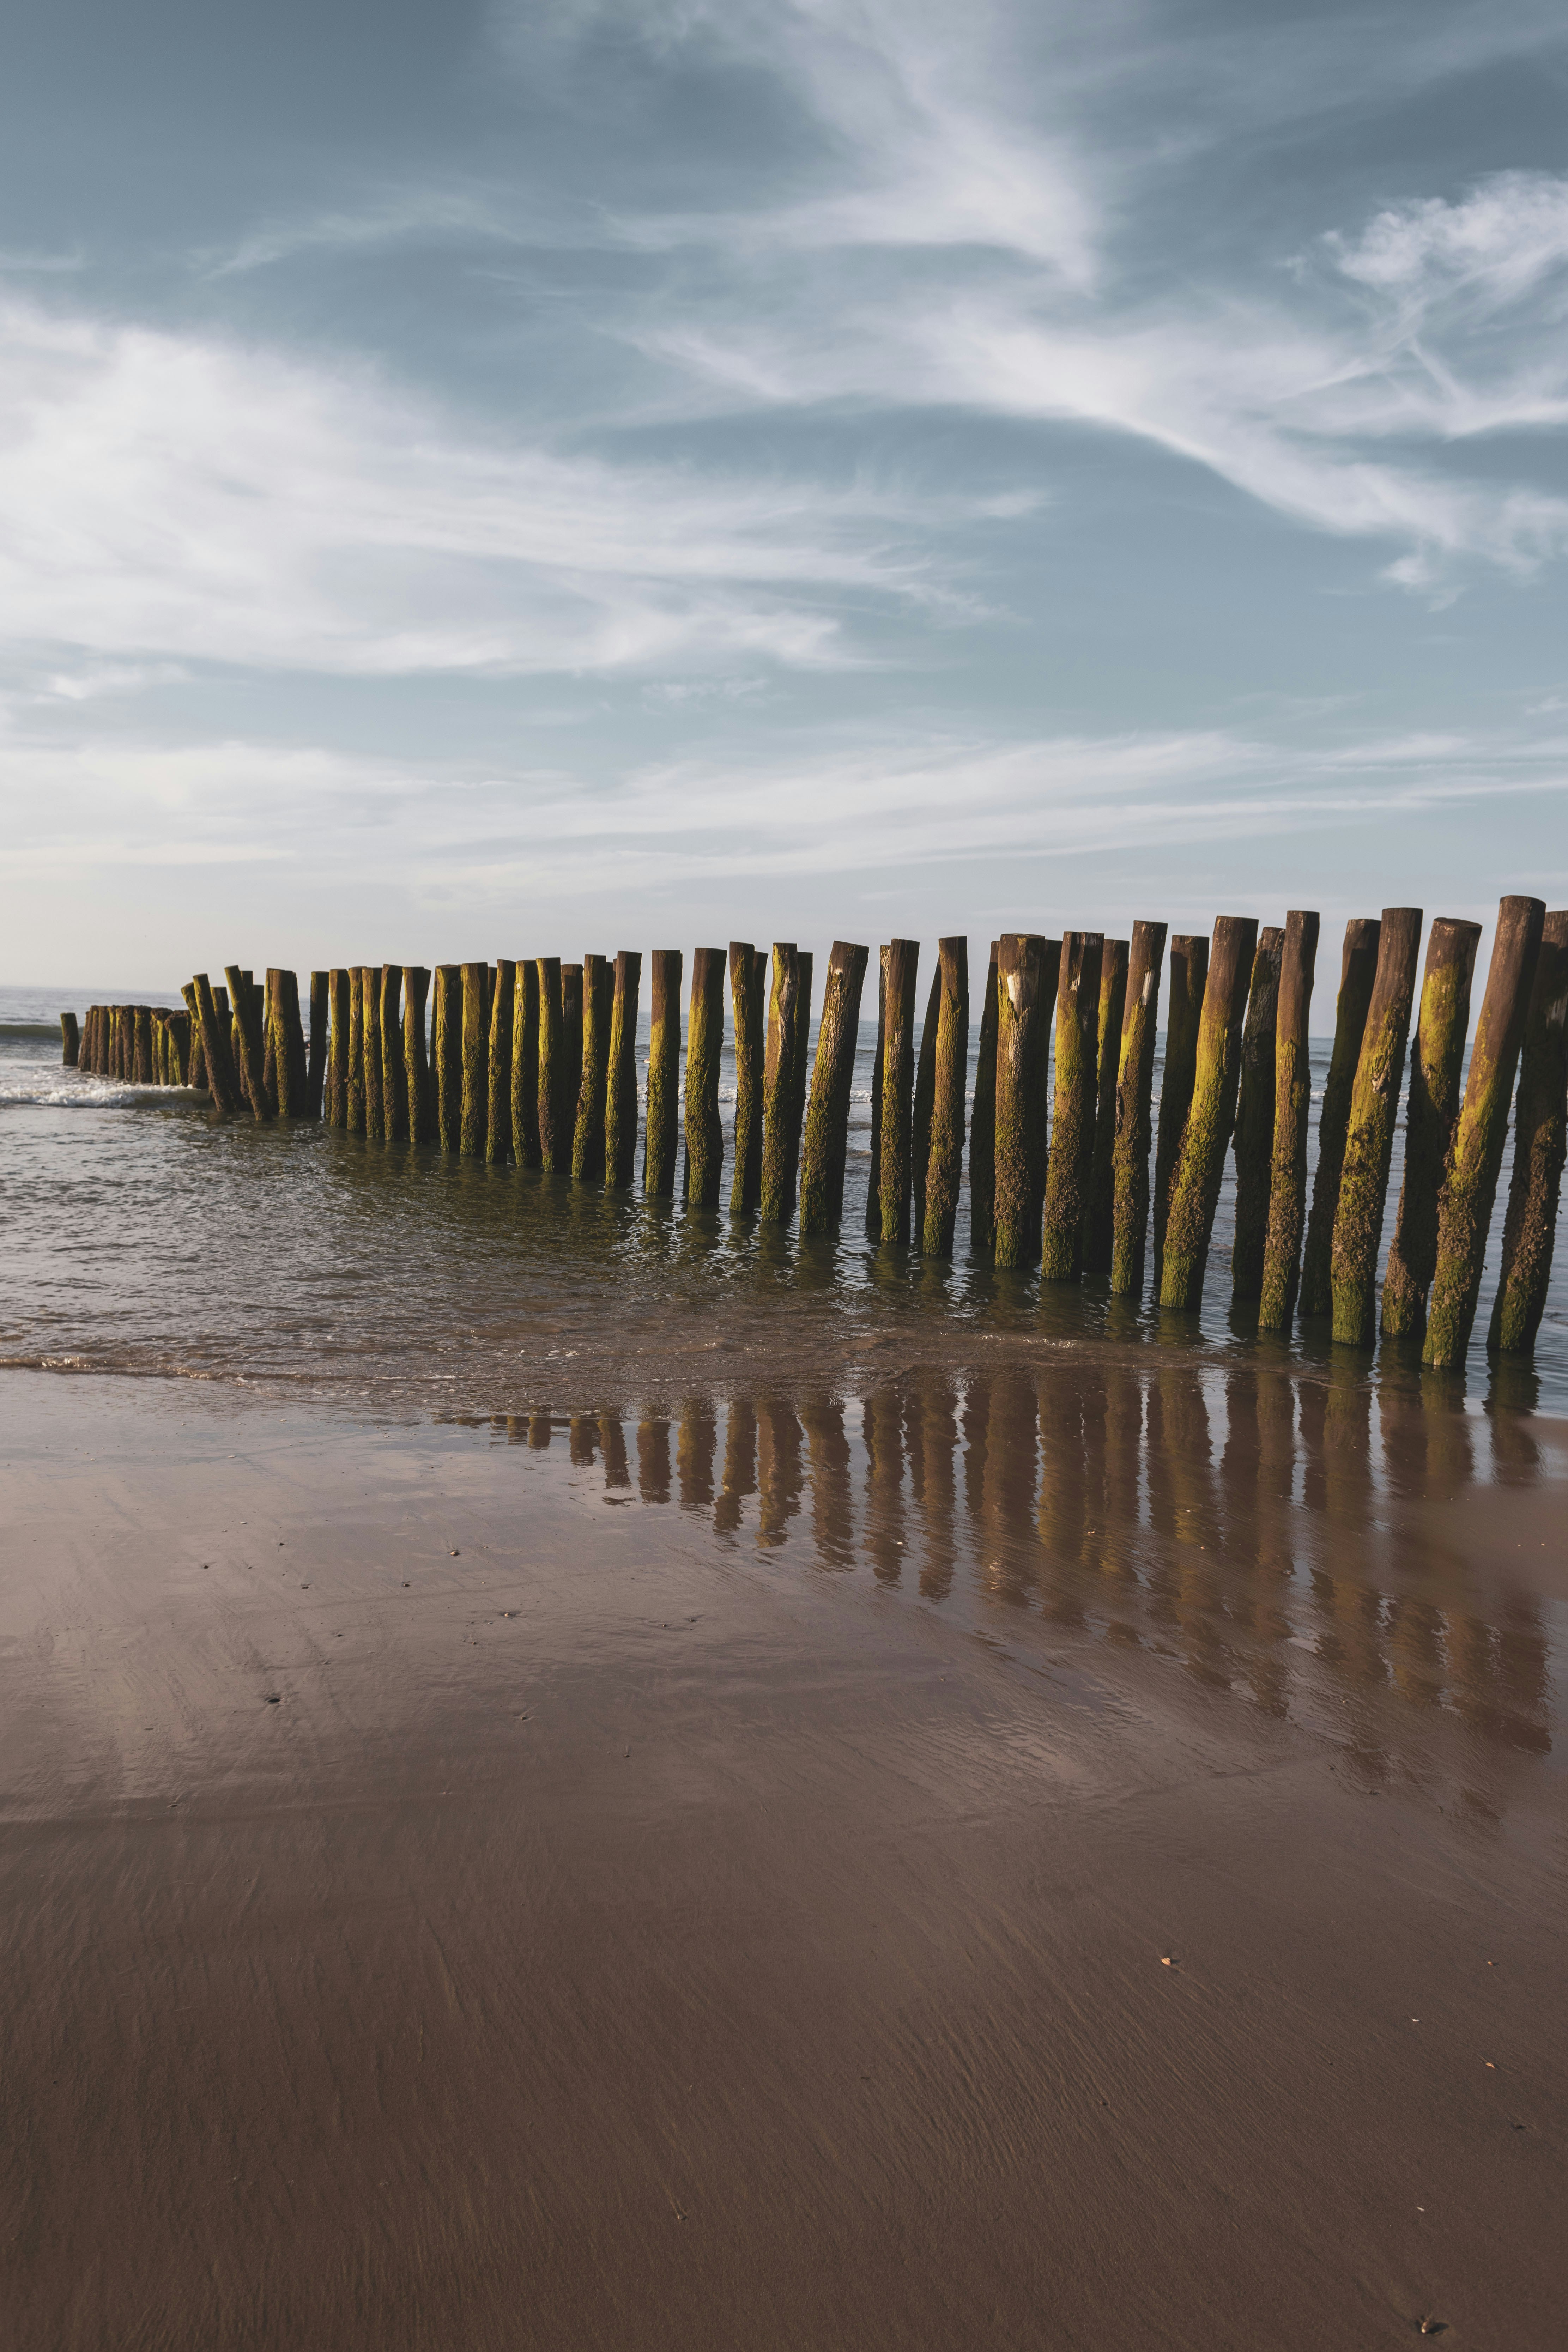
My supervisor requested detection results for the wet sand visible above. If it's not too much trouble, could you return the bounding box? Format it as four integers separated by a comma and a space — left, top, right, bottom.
1, 1369, 1564, 2350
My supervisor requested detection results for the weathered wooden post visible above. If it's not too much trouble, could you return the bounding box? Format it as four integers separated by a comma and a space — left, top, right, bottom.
560, 964, 584, 1144
729, 943, 764, 1215
1159, 916, 1259, 1310
261, 993, 278, 1111
1030, 942, 1062, 1245
1424, 897, 1547, 1369
1081, 939, 1128, 1278
572, 955, 612, 1179
132, 1006, 153, 1086
307, 973, 328, 1118
1108, 921, 1167, 1297
761, 944, 804, 1223
1489, 910, 1568, 1356
1298, 917, 1381, 1317
922, 937, 969, 1257
1151, 934, 1208, 1290
192, 973, 243, 1115
969, 943, 1000, 1258
1329, 909, 1423, 1346
265, 969, 309, 1119
785, 951, 812, 1207
683, 948, 726, 1209
434, 966, 461, 1151
910, 962, 943, 1243
876, 938, 920, 1243
1380, 918, 1482, 1340
459, 962, 489, 1157
325, 970, 349, 1126
798, 940, 870, 1234
1229, 926, 1284, 1303
1041, 931, 1104, 1280
223, 965, 271, 1122
360, 966, 384, 1141
169, 1011, 192, 1086
604, 951, 642, 1188
511, 959, 541, 1169
864, 950, 888, 1240
535, 957, 566, 1172
642, 951, 682, 1196
992, 934, 1049, 1268
376, 967, 405, 1142
403, 966, 432, 1142
1257, 911, 1320, 1329
487, 960, 516, 1166
60, 1012, 79, 1066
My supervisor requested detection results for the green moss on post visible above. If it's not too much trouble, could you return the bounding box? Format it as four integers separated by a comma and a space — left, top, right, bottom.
403, 966, 432, 1142
1041, 932, 1104, 1281
261, 994, 278, 1111
1108, 922, 1167, 1297
1158, 916, 1259, 1311
373, 968, 402, 1140
992, 934, 1049, 1269
169, 1011, 192, 1085
761, 944, 804, 1224
922, 937, 969, 1257
307, 973, 328, 1118
512, 959, 541, 1170
798, 940, 869, 1235
132, 1006, 153, 1086
536, 958, 567, 1171
1489, 910, 1568, 1356
326, 970, 350, 1127
572, 955, 612, 1179
1380, 917, 1482, 1340
728, 943, 764, 1215
192, 973, 243, 1115
1081, 939, 1128, 1278
1298, 917, 1381, 1317
910, 961, 942, 1244
1424, 897, 1547, 1370
643, 951, 682, 1196
487, 960, 516, 1166
1257, 911, 1320, 1330
1030, 942, 1061, 1248
224, 965, 271, 1122
266, 970, 308, 1119
355, 969, 380, 1140
61, 1012, 79, 1067
1230, 926, 1284, 1303
1151, 934, 1208, 1292
604, 951, 642, 1189
434, 967, 461, 1152
1329, 909, 1423, 1346
969, 943, 1000, 1258
683, 947, 726, 1210
864, 950, 887, 1239
786, 952, 812, 1208
875, 939, 919, 1243
459, 962, 489, 1157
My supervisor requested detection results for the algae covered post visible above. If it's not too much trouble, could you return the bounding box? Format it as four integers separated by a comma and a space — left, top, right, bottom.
728, 944, 764, 1215
346, 969, 367, 1135
992, 934, 1048, 1269
922, 937, 969, 1257
760, 945, 804, 1224
561, 965, 584, 1138
876, 938, 920, 1244
459, 962, 489, 1157
307, 973, 328, 1118
1489, 909, 1568, 1356
1329, 909, 1423, 1347
910, 962, 943, 1245
1229, 927, 1284, 1304
224, 964, 272, 1123
1257, 911, 1320, 1329
1298, 917, 1381, 1317
325, 969, 349, 1126
969, 943, 1000, 1260
1380, 918, 1482, 1340
1158, 916, 1259, 1311
798, 939, 869, 1235
60, 1012, 79, 1067
572, 955, 612, 1180
1151, 934, 1208, 1290
784, 951, 812, 1210
380, 966, 407, 1142
1109, 921, 1167, 1298
864, 950, 888, 1240
1080, 939, 1128, 1279
362, 967, 385, 1143
643, 950, 683, 1198
489, 960, 517, 1166
683, 947, 726, 1210
511, 960, 541, 1171
535, 957, 566, 1173
192, 972, 244, 1116
403, 966, 433, 1142
604, 951, 642, 1189
1040, 931, 1103, 1282
433, 966, 461, 1152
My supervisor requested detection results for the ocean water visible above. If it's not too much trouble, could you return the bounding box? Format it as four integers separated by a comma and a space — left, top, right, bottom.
2, 981, 1564, 1417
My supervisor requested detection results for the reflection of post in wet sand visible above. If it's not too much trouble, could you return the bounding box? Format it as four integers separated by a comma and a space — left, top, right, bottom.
861, 1387, 907, 1583
756, 1397, 804, 1549
677, 1402, 716, 1512
528, 1414, 551, 1450
1299, 1363, 1387, 1700
969, 1372, 1036, 1607
1218, 1369, 1297, 1715
1035, 1370, 1088, 1624
637, 1419, 671, 1504
1145, 1365, 1230, 1686
715, 1399, 757, 1538
799, 1396, 854, 1570
907, 1375, 958, 1600
568, 1417, 598, 1469
599, 1416, 630, 1490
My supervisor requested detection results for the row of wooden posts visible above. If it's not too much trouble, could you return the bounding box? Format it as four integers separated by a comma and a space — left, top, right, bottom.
65, 899, 1567, 1371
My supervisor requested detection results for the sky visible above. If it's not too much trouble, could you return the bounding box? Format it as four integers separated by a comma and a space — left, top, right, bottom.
2, 0, 1567, 1009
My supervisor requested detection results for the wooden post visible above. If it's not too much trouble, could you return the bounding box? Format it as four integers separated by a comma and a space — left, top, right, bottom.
643, 951, 682, 1196
404, 966, 433, 1142
60, 1012, 79, 1066
1489, 910, 1568, 1356
1041, 931, 1103, 1281
169, 1011, 192, 1085
992, 934, 1049, 1269
604, 952, 642, 1189
535, 958, 567, 1170
326, 970, 349, 1127
922, 937, 969, 1256
1158, 916, 1258, 1310
864, 949, 887, 1240
1108, 922, 1167, 1297
1298, 917, 1381, 1316
911, 960, 943, 1244
459, 962, 489, 1157
261, 994, 278, 1111
1380, 918, 1482, 1341
512, 959, 541, 1170
761, 944, 804, 1224
560, 964, 584, 1148
1081, 939, 1128, 1278
192, 973, 243, 1115
1424, 897, 1547, 1369
1229, 926, 1284, 1303
683, 948, 726, 1209
488, 960, 516, 1166
1029, 942, 1061, 1248
307, 972, 328, 1118
572, 955, 612, 1179
1329, 909, 1423, 1346
434, 966, 461, 1151
876, 939, 920, 1243
1257, 911, 1320, 1329
378, 967, 406, 1142
223, 965, 271, 1122
266, 970, 308, 1119
181, 987, 206, 1089
283, 971, 309, 1115
969, 943, 1000, 1259
132, 1006, 153, 1086
784, 951, 812, 1210
729, 943, 764, 1215
1151, 934, 1208, 1291
798, 940, 870, 1235
361, 966, 385, 1142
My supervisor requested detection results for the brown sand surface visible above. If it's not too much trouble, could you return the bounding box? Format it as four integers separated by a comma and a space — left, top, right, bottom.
1, 1368, 1563, 2350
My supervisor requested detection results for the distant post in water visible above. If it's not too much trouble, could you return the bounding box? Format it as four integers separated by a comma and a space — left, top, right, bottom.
922, 937, 969, 1257
798, 940, 870, 1235
643, 950, 683, 1198
1158, 916, 1259, 1311
864, 950, 888, 1240
459, 963, 489, 1157
362, 966, 385, 1142
572, 955, 613, 1180
345, 968, 366, 1135
1151, 934, 1207, 1291
876, 938, 920, 1244
729, 943, 764, 1215
1489, 910, 1568, 1357
761, 944, 805, 1223
684, 948, 726, 1209
1298, 917, 1381, 1317
512, 960, 541, 1170
1424, 897, 1547, 1369
992, 934, 1049, 1269
1229, 926, 1284, 1303
536, 957, 567, 1172
60, 1012, 79, 1067
783, 951, 812, 1209
192, 973, 243, 1116
604, 951, 642, 1189
379, 966, 407, 1141
969, 943, 1000, 1259
488, 960, 516, 1166
404, 966, 433, 1142
1040, 931, 1104, 1281
133, 1006, 154, 1087
307, 972, 328, 1119
1380, 917, 1482, 1341
325, 969, 350, 1126
1257, 910, 1320, 1329
910, 961, 943, 1244
1329, 909, 1423, 1346
434, 967, 461, 1151
1109, 921, 1167, 1297
224, 965, 271, 1123
1080, 938, 1128, 1278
